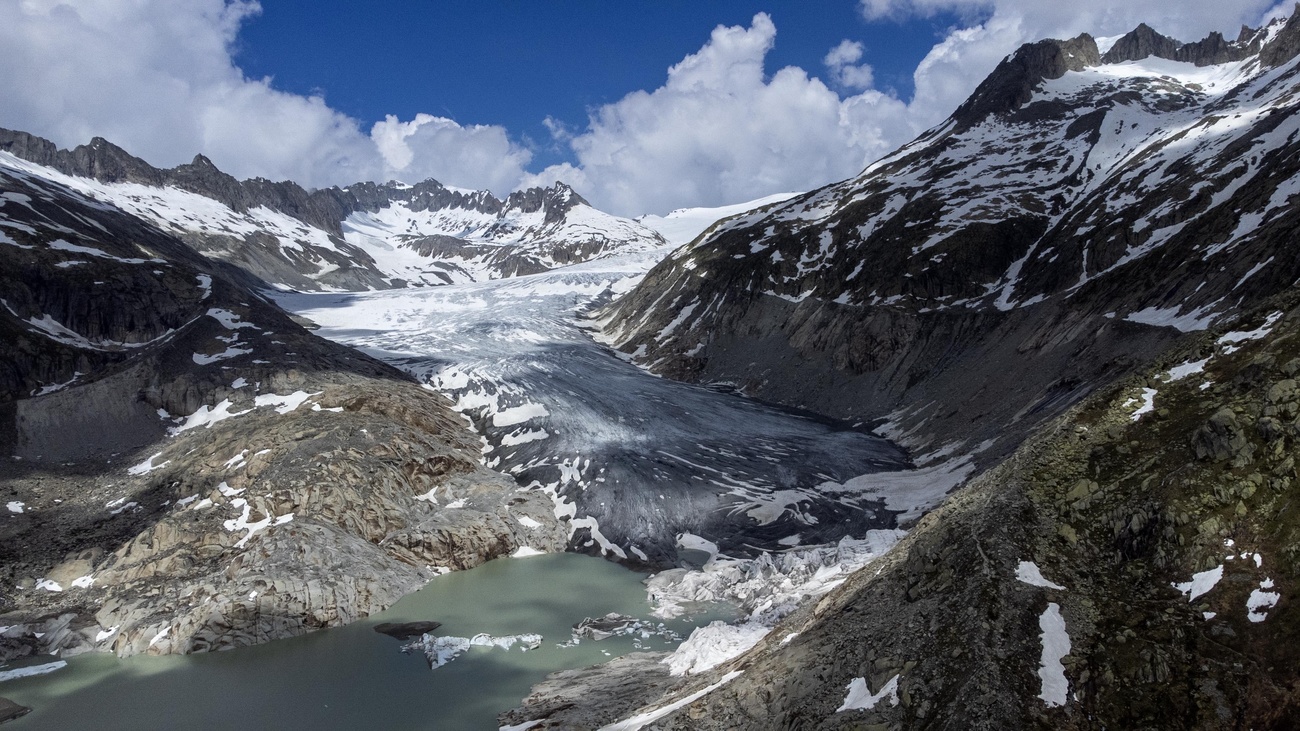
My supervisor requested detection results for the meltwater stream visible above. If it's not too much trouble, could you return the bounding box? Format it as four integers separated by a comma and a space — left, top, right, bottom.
278, 248, 909, 562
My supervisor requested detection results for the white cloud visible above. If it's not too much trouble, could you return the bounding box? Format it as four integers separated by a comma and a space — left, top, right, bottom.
528, 14, 919, 216
370, 114, 531, 193
824, 40, 876, 90
539, 3, 1282, 215
0, 0, 530, 194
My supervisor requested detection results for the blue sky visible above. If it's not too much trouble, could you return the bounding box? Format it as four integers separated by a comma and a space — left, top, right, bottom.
234, 1, 969, 171
0, 1, 1286, 215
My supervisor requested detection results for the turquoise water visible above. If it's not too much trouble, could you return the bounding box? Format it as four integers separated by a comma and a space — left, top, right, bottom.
1, 554, 729, 730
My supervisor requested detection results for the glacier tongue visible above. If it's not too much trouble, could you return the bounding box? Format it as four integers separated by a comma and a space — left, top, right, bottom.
277, 247, 909, 563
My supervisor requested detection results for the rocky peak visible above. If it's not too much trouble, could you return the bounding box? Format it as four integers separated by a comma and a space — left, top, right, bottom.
66, 136, 163, 186
952, 33, 1100, 129
504, 182, 590, 226
1101, 22, 1263, 66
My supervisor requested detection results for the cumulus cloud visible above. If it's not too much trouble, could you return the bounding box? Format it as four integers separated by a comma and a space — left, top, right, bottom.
525, 14, 922, 216
824, 40, 876, 90
536, 3, 1282, 215
371, 114, 532, 193
0, 0, 530, 193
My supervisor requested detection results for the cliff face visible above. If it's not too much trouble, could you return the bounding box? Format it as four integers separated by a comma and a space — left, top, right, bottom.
601, 14, 1300, 467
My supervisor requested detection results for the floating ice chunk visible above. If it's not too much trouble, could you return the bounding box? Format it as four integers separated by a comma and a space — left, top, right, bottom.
1016, 561, 1066, 590
0, 660, 67, 683
403, 632, 544, 668
1037, 603, 1070, 707
836, 674, 900, 712
1173, 565, 1223, 601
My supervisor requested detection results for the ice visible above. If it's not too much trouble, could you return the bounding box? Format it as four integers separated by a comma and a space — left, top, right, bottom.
511, 546, 545, 557
1037, 603, 1070, 707
597, 670, 743, 731
836, 674, 900, 712
516, 515, 543, 529
6, 501, 23, 513
817, 453, 977, 523
34, 579, 62, 592
403, 632, 544, 668
94, 626, 119, 642
1016, 561, 1065, 590
663, 621, 770, 676
0, 660, 67, 683
1173, 564, 1223, 601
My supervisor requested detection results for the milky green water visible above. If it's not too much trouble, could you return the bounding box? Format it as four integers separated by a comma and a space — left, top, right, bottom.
1, 554, 729, 730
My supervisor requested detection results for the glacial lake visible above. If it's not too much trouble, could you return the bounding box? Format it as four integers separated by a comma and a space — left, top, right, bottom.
1, 553, 730, 730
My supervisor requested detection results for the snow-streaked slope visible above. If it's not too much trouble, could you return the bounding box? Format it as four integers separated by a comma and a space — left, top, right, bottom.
0, 145, 666, 291
637, 193, 802, 247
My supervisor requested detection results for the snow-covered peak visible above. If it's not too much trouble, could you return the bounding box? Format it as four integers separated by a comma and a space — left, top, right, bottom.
638, 192, 802, 247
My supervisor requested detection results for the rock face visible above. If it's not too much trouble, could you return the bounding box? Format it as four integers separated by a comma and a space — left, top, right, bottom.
551, 296, 1300, 731
0, 147, 566, 660
0, 132, 666, 291
601, 13, 1300, 468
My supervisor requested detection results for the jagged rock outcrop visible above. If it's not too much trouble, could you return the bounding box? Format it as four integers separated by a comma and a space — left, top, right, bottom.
0, 146, 566, 660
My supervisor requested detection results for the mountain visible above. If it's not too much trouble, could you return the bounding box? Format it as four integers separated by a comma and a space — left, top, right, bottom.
601, 12, 1300, 471
637, 192, 802, 247
0, 143, 564, 660
506, 12, 1300, 730
0, 130, 666, 291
